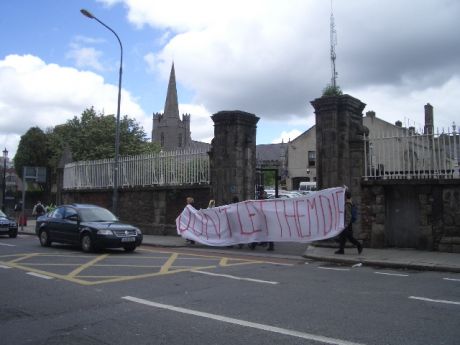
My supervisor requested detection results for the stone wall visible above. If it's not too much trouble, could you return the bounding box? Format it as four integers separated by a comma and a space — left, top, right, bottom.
361, 180, 460, 252
62, 185, 211, 236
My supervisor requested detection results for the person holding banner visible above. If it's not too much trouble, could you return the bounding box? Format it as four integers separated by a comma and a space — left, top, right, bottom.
176, 186, 347, 247
335, 191, 363, 255
250, 187, 274, 251
207, 199, 216, 208
185, 196, 196, 245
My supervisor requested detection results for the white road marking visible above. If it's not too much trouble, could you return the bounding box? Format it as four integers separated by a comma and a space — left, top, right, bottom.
0, 242, 16, 247
374, 272, 409, 277
318, 266, 350, 271
443, 278, 460, 282
122, 296, 367, 345
409, 296, 460, 306
26, 272, 54, 280
263, 262, 294, 266
0, 264, 12, 269
193, 270, 279, 285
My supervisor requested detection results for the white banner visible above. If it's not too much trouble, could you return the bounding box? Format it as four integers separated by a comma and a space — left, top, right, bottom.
176, 187, 346, 246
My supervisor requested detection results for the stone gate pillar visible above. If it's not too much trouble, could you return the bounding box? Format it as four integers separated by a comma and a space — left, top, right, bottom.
311, 94, 367, 205
209, 110, 259, 205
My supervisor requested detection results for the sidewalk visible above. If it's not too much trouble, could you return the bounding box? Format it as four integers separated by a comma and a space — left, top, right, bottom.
19, 220, 460, 273
140, 235, 460, 273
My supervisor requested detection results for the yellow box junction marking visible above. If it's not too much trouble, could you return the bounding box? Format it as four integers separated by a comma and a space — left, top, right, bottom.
67, 254, 109, 278
0, 249, 269, 286
160, 252, 179, 273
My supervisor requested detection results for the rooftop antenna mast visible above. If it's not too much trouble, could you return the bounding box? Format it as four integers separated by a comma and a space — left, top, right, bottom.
330, 0, 338, 88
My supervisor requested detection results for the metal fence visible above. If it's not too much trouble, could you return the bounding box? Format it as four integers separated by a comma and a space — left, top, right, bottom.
63, 148, 210, 190
364, 128, 459, 180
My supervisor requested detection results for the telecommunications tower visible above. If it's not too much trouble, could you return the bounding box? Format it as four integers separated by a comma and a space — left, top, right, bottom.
330, 1, 338, 88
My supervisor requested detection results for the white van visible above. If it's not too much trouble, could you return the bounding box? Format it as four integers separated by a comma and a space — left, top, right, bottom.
298, 182, 317, 194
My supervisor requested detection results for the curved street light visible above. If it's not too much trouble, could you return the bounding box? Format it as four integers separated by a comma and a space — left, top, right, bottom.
80, 9, 123, 215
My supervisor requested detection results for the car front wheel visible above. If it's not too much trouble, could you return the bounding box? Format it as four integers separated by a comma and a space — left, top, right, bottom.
9, 230, 18, 238
39, 230, 51, 247
81, 234, 94, 253
123, 243, 136, 252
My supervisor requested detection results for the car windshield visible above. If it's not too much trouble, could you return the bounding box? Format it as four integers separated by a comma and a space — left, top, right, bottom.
79, 207, 118, 222
0, 210, 7, 218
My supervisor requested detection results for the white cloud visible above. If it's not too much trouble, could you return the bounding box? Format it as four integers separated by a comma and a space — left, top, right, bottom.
179, 103, 213, 143
103, 0, 460, 138
0, 54, 148, 157
143, 52, 157, 73
67, 44, 104, 71
66, 36, 109, 71
350, 76, 460, 131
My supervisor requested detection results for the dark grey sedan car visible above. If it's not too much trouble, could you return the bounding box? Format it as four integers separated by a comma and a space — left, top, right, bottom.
0, 210, 18, 238
35, 204, 143, 252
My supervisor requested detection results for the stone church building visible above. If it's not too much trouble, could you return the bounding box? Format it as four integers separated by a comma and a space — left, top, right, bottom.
152, 63, 210, 151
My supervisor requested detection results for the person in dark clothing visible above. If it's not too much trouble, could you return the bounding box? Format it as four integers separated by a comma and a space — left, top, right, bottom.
32, 201, 46, 219
185, 196, 195, 245
228, 196, 245, 249
335, 191, 362, 254
267, 241, 274, 251
250, 187, 274, 251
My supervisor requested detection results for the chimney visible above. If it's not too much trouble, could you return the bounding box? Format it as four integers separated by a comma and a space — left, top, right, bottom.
395, 121, 402, 127
366, 111, 376, 119
424, 103, 433, 135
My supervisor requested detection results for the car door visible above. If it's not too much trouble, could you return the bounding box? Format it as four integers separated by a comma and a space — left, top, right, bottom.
45, 207, 66, 242
60, 207, 81, 244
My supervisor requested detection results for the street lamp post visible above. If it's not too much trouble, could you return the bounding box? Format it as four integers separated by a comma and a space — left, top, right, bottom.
2, 148, 8, 212
80, 9, 123, 215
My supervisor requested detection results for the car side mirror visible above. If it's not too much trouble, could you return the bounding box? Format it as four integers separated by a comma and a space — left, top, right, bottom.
68, 214, 79, 222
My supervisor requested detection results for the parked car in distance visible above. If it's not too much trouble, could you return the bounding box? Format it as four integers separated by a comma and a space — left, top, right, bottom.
298, 182, 317, 195
35, 204, 143, 253
265, 190, 304, 199
0, 210, 18, 238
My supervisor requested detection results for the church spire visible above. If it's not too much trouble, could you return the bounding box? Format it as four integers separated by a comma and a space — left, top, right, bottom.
163, 62, 180, 119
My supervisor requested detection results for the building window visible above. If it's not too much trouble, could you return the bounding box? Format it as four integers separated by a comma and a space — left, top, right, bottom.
160, 133, 165, 147
308, 151, 316, 167
178, 134, 183, 148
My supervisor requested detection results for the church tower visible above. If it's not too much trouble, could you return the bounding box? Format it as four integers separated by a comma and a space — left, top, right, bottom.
152, 63, 191, 150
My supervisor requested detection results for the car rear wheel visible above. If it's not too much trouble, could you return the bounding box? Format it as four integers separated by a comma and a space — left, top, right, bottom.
123, 243, 136, 252
39, 230, 51, 247
81, 234, 94, 253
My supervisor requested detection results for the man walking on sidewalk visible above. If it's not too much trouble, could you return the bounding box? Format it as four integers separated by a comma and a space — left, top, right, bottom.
335, 190, 362, 255
32, 201, 46, 219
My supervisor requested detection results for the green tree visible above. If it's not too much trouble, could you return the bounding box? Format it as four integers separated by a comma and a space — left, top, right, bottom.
14, 127, 48, 178
14, 108, 161, 205
46, 107, 161, 166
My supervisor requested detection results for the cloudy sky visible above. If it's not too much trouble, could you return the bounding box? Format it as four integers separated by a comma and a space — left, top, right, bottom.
1, 0, 459, 158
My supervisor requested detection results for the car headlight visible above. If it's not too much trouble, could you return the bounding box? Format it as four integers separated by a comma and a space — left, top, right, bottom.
135, 228, 142, 235
97, 229, 113, 235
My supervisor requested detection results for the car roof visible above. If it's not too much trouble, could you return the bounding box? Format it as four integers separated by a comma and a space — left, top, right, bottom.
60, 204, 102, 209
